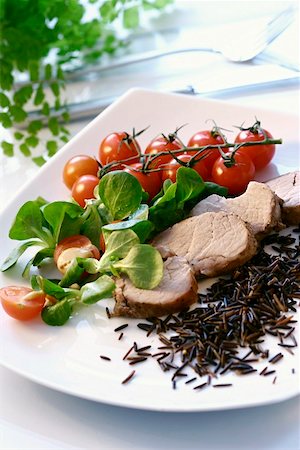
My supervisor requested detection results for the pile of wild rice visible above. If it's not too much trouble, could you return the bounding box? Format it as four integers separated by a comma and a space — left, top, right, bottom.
131, 228, 300, 389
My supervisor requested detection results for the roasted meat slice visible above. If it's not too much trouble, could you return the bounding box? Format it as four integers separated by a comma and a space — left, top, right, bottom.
113, 256, 198, 318
152, 211, 258, 277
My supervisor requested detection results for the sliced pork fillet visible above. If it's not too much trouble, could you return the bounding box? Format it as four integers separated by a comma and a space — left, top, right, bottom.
190, 181, 283, 238
152, 211, 258, 277
266, 171, 300, 225
113, 256, 198, 318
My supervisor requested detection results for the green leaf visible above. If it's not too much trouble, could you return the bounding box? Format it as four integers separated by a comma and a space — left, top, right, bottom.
0, 113, 12, 128
14, 132, 24, 141
80, 275, 115, 304
34, 275, 74, 300
31, 247, 54, 267
202, 181, 228, 198
175, 166, 205, 206
50, 82, 60, 97
46, 140, 58, 156
9, 105, 27, 122
29, 61, 40, 82
102, 219, 153, 243
9, 200, 52, 243
32, 156, 46, 166
123, 6, 139, 29
20, 143, 31, 156
128, 204, 149, 221
34, 84, 45, 106
42, 102, 50, 116
48, 117, 59, 135
99, 229, 140, 270
42, 299, 73, 326
1, 240, 40, 271
57, 67, 65, 80
81, 205, 103, 247
59, 257, 86, 287
13, 85, 33, 106
1, 141, 14, 156
42, 201, 84, 243
44, 64, 52, 80
28, 120, 43, 134
0, 92, 10, 108
99, 171, 142, 220
114, 244, 163, 289
25, 135, 39, 148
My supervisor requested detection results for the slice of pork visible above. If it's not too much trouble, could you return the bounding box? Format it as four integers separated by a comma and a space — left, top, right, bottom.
152, 211, 258, 277
113, 256, 198, 318
190, 181, 283, 239
265, 171, 300, 225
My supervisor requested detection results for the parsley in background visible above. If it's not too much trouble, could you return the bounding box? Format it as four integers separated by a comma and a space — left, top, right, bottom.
0, 0, 173, 165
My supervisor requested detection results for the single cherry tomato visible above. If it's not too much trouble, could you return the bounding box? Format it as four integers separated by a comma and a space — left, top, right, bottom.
145, 135, 183, 169
63, 155, 99, 190
0, 286, 45, 321
54, 235, 100, 274
99, 132, 140, 169
124, 163, 162, 200
211, 151, 255, 195
71, 174, 99, 207
161, 154, 209, 183
187, 129, 226, 173
234, 121, 275, 170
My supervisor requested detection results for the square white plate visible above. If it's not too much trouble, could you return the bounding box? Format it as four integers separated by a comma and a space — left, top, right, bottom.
0, 88, 299, 412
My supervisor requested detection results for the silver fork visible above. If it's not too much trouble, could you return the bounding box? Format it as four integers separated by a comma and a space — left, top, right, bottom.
66, 5, 297, 81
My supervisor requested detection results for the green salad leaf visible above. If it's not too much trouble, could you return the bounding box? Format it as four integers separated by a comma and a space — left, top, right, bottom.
114, 244, 163, 289
99, 171, 143, 220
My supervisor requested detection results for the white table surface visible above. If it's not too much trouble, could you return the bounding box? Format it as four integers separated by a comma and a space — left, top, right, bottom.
1, 2, 300, 449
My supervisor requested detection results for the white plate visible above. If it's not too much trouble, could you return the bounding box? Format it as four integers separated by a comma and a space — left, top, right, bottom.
0, 88, 299, 412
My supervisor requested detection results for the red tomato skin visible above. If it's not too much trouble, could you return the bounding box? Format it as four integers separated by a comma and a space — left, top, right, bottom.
211, 152, 255, 196
0, 286, 45, 321
124, 163, 162, 200
145, 136, 183, 169
99, 132, 140, 169
54, 235, 100, 263
71, 175, 99, 207
235, 128, 275, 170
187, 130, 225, 173
161, 154, 209, 183
63, 155, 99, 190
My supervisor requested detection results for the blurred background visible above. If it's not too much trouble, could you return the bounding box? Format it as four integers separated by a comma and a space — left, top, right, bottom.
0, 0, 299, 165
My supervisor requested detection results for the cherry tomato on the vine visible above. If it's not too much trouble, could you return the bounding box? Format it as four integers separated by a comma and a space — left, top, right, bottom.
124, 163, 162, 200
211, 151, 255, 195
161, 154, 209, 183
99, 132, 140, 169
187, 129, 226, 173
234, 121, 275, 170
63, 155, 99, 190
0, 286, 46, 321
71, 174, 99, 207
54, 234, 100, 274
145, 135, 183, 169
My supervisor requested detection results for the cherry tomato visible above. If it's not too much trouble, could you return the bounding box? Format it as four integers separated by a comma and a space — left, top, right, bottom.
63, 155, 99, 190
71, 174, 99, 207
0, 286, 45, 321
145, 135, 183, 169
211, 151, 255, 195
187, 129, 226, 173
161, 154, 209, 183
99, 132, 140, 169
124, 163, 162, 200
54, 235, 100, 274
234, 122, 275, 170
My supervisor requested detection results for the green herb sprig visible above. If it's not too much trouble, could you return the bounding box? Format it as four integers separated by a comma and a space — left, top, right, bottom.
0, 0, 173, 164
